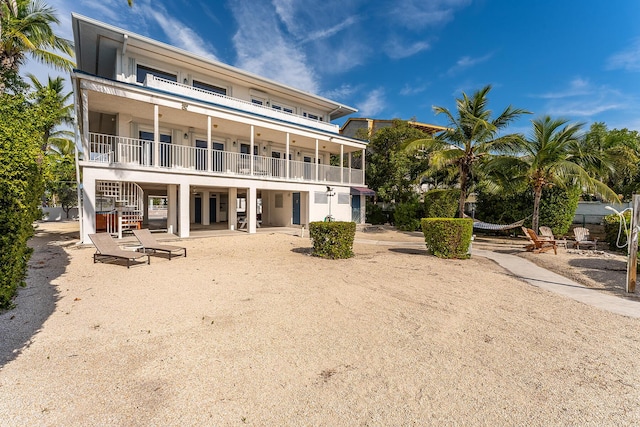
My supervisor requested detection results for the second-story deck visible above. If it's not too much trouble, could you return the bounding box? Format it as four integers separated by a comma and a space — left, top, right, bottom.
88, 133, 365, 185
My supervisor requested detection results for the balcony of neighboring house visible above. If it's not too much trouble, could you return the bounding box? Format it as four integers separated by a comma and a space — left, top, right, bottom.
143, 75, 340, 134
86, 132, 365, 186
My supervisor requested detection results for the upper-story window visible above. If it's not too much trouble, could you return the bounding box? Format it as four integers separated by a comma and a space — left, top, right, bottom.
251, 98, 265, 106
136, 65, 177, 84
303, 111, 323, 122
193, 80, 227, 96
272, 103, 294, 114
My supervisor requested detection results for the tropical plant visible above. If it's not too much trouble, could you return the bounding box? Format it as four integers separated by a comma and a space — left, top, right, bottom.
405, 85, 529, 217
27, 73, 73, 151
0, 0, 74, 91
45, 138, 78, 216
485, 116, 619, 232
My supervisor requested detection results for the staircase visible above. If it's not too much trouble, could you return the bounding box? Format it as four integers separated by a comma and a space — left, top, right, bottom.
96, 181, 144, 236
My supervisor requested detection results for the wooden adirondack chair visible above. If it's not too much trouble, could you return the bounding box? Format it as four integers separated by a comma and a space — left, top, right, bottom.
523, 227, 558, 254
572, 227, 597, 249
539, 226, 568, 249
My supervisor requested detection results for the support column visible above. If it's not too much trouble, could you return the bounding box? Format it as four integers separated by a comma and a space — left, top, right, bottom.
143, 194, 149, 226
247, 186, 257, 234
340, 145, 344, 184
627, 194, 640, 293
167, 184, 178, 235
81, 173, 96, 244
250, 125, 255, 176
361, 148, 366, 184
179, 183, 190, 238
207, 116, 212, 172
81, 89, 90, 156
153, 105, 159, 167
315, 139, 319, 181
286, 133, 290, 179
202, 190, 211, 226
348, 152, 352, 184
228, 188, 238, 230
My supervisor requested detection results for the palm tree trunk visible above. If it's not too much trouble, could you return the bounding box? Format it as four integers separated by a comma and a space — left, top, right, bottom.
532, 185, 543, 233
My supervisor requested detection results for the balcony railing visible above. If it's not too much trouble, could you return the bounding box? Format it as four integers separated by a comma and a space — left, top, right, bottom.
88, 133, 364, 185
144, 75, 339, 133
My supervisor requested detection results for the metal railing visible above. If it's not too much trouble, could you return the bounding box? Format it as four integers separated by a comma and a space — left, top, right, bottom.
87, 132, 365, 185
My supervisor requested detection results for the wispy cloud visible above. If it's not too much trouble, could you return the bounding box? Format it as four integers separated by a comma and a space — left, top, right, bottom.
388, 0, 471, 31
384, 39, 431, 59
400, 81, 430, 96
446, 52, 493, 76
301, 17, 358, 43
534, 77, 592, 99
322, 84, 360, 101
607, 38, 640, 72
357, 88, 386, 117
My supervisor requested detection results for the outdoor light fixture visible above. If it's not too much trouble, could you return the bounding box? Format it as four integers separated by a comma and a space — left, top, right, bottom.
233, 141, 237, 146
183, 133, 188, 139
213, 124, 218, 128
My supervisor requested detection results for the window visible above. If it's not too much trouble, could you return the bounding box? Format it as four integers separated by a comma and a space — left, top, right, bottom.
272, 103, 294, 114
136, 65, 177, 83
338, 193, 350, 204
314, 192, 328, 204
251, 98, 264, 106
303, 112, 323, 121
193, 80, 227, 96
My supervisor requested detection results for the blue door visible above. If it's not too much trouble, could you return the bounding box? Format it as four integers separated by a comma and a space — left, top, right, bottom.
292, 192, 300, 225
351, 194, 361, 223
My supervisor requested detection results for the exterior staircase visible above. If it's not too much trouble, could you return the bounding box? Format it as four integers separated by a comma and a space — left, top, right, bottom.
96, 181, 144, 237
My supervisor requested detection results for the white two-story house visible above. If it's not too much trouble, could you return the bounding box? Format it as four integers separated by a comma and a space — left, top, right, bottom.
71, 14, 371, 244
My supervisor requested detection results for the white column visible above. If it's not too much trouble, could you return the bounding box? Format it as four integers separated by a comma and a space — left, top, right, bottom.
285, 133, 290, 179
247, 186, 257, 234
207, 116, 212, 173
348, 152, 352, 184
81, 173, 96, 244
361, 149, 366, 184
228, 187, 238, 230
81, 89, 90, 156
315, 139, 319, 181
153, 104, 159, 167
250, 125, 255, 176
202, 190, 211, 225
340, 145, 344, 184
179, 183, 190, 238
167, 184, 178, 235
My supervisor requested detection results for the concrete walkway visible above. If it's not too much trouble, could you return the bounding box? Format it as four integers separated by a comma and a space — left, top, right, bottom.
353, 236, 640, 319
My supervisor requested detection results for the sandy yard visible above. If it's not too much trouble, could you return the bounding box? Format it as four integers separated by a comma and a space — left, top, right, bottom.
0, 222, 639, 426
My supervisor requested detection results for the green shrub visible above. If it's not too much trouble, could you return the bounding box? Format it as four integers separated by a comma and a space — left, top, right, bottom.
423, 189, 460, 218
0, 94, 45, 310
603, 212, 639, 253
309, 221, 356, 259
475, 186, 579, 235
394, 199, 423, 231
421, 218, 473, 259
366, 202, 389, 225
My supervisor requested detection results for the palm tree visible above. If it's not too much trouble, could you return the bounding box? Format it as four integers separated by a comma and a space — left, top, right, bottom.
406, 85, 529, 217
27, 73, 73, 151
487, 116, 619, 232
1, 0, 74, 90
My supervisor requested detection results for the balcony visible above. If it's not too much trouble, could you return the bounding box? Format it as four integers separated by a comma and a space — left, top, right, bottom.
144, 75, 340, 133
87, 133, 364, 185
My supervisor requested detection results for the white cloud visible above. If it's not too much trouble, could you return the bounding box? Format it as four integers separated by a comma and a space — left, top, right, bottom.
400, 81, 430, 96
322, 84, 359, 101
607, 38, 640, 72
388, 0, 471, 31
384, 39, 431, 59
546, 99, 622, 118
357, 88, 386, 117
535, 77, 593, 99
446, 52, 493, 76
301, 17, 358, 43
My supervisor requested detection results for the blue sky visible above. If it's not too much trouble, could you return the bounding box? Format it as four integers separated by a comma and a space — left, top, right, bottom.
29, 0, 640, 134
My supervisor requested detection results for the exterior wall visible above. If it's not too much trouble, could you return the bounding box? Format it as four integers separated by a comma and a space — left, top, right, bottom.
574, 201, 633, 224
42, 207, 79, 221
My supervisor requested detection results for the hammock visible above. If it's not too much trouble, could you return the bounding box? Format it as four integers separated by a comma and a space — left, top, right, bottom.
467, 215, 530, 231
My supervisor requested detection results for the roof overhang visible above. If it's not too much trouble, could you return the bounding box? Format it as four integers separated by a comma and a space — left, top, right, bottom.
350, 187, 376, 196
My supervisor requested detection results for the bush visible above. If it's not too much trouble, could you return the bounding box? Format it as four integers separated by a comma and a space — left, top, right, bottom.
366, 202, 390, 225
475, 186, 580, 235
421, 218, 473, 259
394, 199, 423, 231
423, 189, 460, 218
0, 94, 45, 310
309, 221, 356, 259
603, 212, 639, 253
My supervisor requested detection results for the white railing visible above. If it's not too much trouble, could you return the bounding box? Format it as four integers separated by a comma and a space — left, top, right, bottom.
145, 75, 339, 133
87, 132, 365, 185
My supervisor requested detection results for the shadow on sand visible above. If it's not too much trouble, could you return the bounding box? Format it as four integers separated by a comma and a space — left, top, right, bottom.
0, 222, 75, 367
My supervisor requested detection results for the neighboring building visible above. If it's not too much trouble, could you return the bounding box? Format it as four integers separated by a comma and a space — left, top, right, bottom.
340, 118, 447, 139
71, 15, 370, 244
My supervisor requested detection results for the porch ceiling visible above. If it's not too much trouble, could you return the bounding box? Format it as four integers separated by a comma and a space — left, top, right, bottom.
87, 91, 362, 154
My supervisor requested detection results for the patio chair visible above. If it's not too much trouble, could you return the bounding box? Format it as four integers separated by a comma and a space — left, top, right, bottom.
523, 227, 557, 254
572, 227, 597, 250
132, 229, 187, 259
89, 233, 150, 268
539, 226, 568, 249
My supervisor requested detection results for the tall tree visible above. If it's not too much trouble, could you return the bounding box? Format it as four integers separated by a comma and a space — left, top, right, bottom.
486, 116, 619, 232
406, 85, 529, 217
0, 0, 74, 91
27, 73, 73, 151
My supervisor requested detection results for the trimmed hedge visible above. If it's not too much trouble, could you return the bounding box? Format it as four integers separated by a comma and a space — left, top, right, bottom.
421, 218, 473, 259
394, 199, 423, 231
309, 221, 356, 259
423, 189, 460, 218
